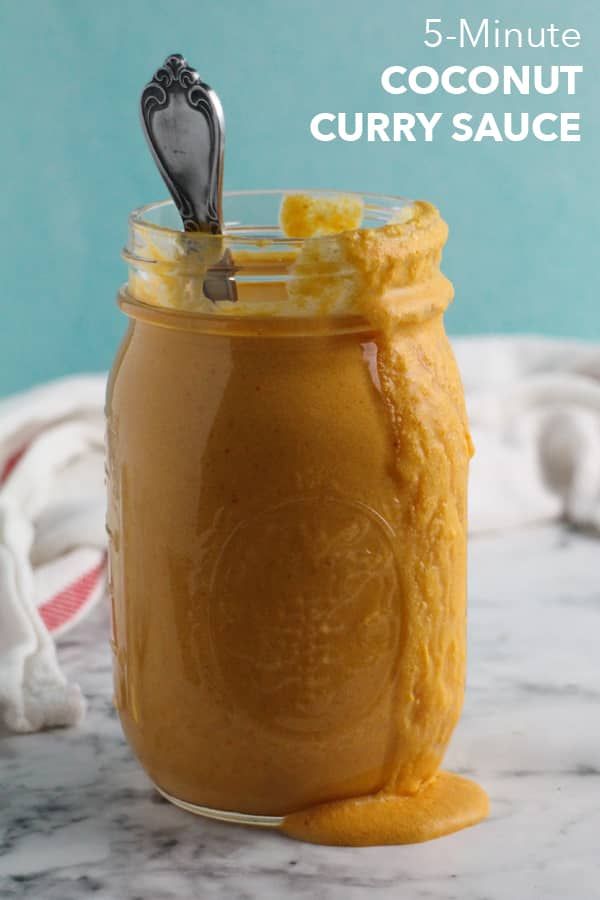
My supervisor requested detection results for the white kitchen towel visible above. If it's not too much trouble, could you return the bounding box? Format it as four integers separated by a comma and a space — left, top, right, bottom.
0, 376, 106, 732
455, 336, 600, 533
1, 337, 599, 733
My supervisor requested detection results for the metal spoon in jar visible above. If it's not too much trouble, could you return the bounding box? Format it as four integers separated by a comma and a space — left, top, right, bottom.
140, 53, 237, 302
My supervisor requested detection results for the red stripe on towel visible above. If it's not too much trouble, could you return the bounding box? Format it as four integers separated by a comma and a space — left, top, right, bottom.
39, 557, 106, 632
1, 446, 27, 484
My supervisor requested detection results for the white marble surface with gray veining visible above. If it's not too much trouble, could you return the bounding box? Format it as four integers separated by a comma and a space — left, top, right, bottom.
1, 524, 599, 899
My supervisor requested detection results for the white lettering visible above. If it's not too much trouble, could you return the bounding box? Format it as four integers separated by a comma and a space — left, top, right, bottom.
503, 66, 530, 95
561, 113, 581, 141
440, 66, 467, 95
503, 113, 529, 142
339, 113, 363, 142
532, 113, 559, 142
381, 66, 407, 95
457, 19, 581, 49
474, 113, 504, 142
562, 29, 581, 48
310, 113, 336, 142
392, 113, 416, 141
561, 65, 583, 95
408, 66, 439, 95
504, 27, 523, 48
416, 112, 443, 141
368, 114, 391, 142
469, 66, 500, 95
460, 17, 489, 48
533, 66, 560, 95
452, 113, 474, 142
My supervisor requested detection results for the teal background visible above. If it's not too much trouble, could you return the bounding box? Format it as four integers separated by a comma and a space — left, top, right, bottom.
1, 0, 597, 395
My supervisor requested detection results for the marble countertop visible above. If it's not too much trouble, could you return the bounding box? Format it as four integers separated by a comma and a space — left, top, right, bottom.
1, 524, 599, 899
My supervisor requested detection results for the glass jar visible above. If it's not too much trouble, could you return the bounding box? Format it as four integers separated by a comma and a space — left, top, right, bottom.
107, 191, 486, 843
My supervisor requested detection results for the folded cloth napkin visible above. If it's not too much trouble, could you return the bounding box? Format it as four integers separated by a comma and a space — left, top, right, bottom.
1, 337, 599, 733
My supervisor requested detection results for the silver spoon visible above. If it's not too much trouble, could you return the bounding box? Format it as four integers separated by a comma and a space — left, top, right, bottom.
140, 53, 237, 301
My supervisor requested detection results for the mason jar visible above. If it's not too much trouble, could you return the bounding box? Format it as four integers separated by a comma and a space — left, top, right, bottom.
106, 190, 481, 840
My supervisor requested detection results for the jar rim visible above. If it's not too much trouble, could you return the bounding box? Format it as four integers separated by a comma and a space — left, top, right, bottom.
121, 192, 451, 326
129, 189, 414, 248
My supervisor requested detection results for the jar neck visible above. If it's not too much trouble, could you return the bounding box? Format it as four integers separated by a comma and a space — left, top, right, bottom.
121, 196, 453, 329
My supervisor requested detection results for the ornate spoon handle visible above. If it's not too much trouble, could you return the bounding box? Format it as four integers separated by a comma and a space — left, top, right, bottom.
140, 53, 224, 234
140, 53, 237, 301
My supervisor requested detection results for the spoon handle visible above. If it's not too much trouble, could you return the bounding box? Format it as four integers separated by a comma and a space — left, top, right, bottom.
140, 53, 224, 233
